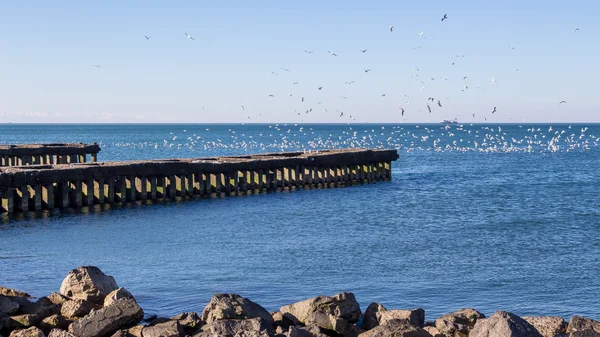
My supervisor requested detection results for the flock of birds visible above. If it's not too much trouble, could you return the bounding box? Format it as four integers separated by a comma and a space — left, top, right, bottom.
88, 13, 581, 124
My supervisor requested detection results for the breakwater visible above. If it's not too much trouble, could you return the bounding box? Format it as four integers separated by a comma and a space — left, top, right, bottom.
0, 148, 398, 213
0, 143, 100, 167
1, 266, 598, 337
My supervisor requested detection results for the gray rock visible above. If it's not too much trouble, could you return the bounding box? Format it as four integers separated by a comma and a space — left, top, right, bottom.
358, 318, 433, 337
0, 288, 31, 299
272, 311, 300, 332
47, 294, 67, 306
47, 329, 77, 337
0, 296, 19, 316
8, 327, 45, 337
39, 315, 74, 335
169, 312, 203, 333
110, 325, 143, 337
522, 317, 567, 337
141, 321, 184, 337
435, 308, 485, 337
469, 311, 542, 337
60, 299, 97, 318
567, 317, 600, 335
287, 325, 330, 337
18, 298, 60, 319
378, 309, 426, 328
68, 298, 144, 337
201, 294, 272, 325
363, 303, 387, 330
9, 314, 41, 328
196, 317, 271, 337
59, 266, 119, 304
104, 289, 133, 308
280, 292, 361, 333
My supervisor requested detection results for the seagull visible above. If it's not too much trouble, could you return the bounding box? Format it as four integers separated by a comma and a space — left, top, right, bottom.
427, 104, 432, 113
268, 94, 275, 98
301, 97, 304, 102
364, 69, 372, 73
437, 100, 442, 107
241, 105, 245, 110
92, 65, 101, 68
144, 35, 151, 40
360, 49, 368, 53
381, 94, 386, 97
509, 45, 516, 50
420, 31, 425, 38
400, 108, 405, 116
389, 26, 394, 32
573, 28, 580, 32
492, 107, 497, 114
317, 86, 323, 90
428, 97, 435, 102
463, 76, 468, 80
441, 14, 448, 21
491, 77, 497, 83
304, 50, 314, 54
281, 68, 291, 72
345, 81, 355, 84
185, 33, 194, 40
293, 82, 298, 85
328, 50, 337, 56
559, 101, 567, 105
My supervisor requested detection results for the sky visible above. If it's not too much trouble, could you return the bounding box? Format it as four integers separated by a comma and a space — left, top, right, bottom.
1, 0, 598, 123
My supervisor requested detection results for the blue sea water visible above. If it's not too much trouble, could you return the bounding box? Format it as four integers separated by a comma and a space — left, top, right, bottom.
1, 123, 599, 321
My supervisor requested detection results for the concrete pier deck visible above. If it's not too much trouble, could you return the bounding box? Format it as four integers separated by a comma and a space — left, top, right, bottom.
0, 148, 398, 214
0, 143, 101, 166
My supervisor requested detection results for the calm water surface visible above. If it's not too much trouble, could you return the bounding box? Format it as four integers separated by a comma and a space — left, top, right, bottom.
1, 123, 599, 320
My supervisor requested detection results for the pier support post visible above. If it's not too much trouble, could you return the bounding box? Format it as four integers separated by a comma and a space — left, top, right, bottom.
34, 184, 42, 211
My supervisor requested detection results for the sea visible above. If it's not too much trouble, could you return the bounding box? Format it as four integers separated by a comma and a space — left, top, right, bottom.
1, 123, 599, 321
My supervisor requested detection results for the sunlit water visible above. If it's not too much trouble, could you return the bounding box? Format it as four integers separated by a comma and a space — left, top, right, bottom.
1, 123, 599, 321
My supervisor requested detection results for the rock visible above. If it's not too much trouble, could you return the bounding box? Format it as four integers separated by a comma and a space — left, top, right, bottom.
201, 294, 273, 325
364, 303, 387, 330
0, 288, 31, 299
68, 298, 144, 337
47, 329, 77, 337
196, 317, 271, 337
0, 296, 19, 316
424, 326, 445, 337
358, 318, 433, 337
272, 311, 300, 332
469, 311, 542, 337
141, 321, 184, 337
567, 317, 600, 335
8, 327, 45, 337
169, 312, 202, 332
435, 308, 485, 337
378, 309, 426, 328
19, 298, 60, 319
522, 317, 567, 337
46, 294, 67, 306
39, 315, 74, 335
60, 299, 97, 318
9, 314, 41, 328
111, 325, 143, 337
59, 266, 119, 304
280, 292, 361, 334
103, 289, 134, 307
287, 325, 330, 337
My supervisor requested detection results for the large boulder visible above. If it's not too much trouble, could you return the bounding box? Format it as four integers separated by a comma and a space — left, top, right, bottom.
522, 317, 567, 337
469, 311, 542, 337
363, 303, 387, 330
566, 317, 600, 336
39, 315, 74, 335
287, 325, 330, 337
358, 318, 433, 337
8, 327, 45, 337
378, 309, 426, 328
140, 321, 184, 337
47, 330, 77, 337
0, 296, 19, 316
60, 299, 97, 318
169, 312, 203, 333
103, 289, 133, 308
59, 267, 119, 304
18, 298, 60, 319
435, 308, 485, 337
201, 294, 272, 325
68, 298, 144, 337
280, 292, 361, 334
196, 317, 271, 337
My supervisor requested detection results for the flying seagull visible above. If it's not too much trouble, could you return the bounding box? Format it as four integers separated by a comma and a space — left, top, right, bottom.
400, 108, 405, 116
364, 69, 372, 73
92, 65, 101, 68
509, 45, 516, 50
427, 104, 432, 113
381, 94, 386, 97
437, 100, 442, 107
318, 86, 323, 90
559, 101, 567, 105
185, 33, 194, 40
573, 28, 580, 32
268, 94, 275, 98
491, 77, 498, 83
360, 49, 368, 53
304, 50, 314, 54
241, 105, 245, 110
441, 14, 448, 21
144, 35, 151, 40
492, 107, 497, 114
420, 31, 425, 38
293, 82, 298, 85
328, 50, 337, 56
389, 25, 394, 32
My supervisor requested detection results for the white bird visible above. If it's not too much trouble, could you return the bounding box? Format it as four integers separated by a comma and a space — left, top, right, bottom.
185, 33, 194, 40
241, 105, 245, 110
389, 25, 394, 32
419, 31, 425, 38
559, 101, 567, 105
304, 50, 314, 54
328, 50, 337, 56
573, 28, 580, 32
491, 77, 498, 83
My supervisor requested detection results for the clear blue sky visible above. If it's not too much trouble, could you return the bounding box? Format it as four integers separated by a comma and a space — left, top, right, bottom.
1, 0, 598, 123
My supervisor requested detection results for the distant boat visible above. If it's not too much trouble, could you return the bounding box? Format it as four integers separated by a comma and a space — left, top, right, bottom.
441, 119, 458, 124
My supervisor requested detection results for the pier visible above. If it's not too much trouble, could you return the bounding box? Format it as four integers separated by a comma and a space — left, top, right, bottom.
0, 143, 101, 166
0, 148, 398, 214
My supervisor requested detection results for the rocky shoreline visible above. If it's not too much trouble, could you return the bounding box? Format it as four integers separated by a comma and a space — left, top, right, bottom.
1, 266, 598, 337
